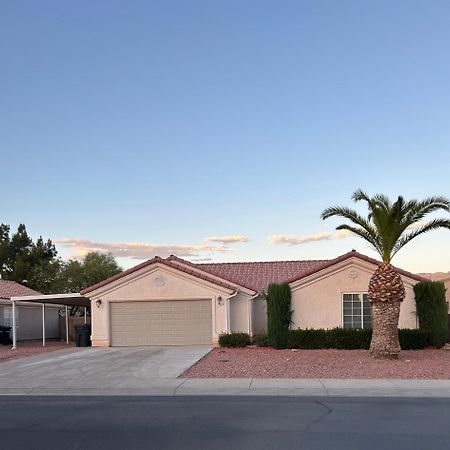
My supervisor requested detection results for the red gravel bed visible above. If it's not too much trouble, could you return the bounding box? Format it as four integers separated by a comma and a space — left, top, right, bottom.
0, 340, 74, 363
182, 347, 450, 379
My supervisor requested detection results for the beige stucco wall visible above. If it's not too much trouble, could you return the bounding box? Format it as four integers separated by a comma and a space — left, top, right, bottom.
252, 296, 267, 335
252, 260, 418, 332
88, 264, 234, 346
229, 294, 249, 333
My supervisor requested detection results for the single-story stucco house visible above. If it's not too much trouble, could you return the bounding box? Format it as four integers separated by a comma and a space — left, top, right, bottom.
80, 250, 425, 347
0, 280, 60, 340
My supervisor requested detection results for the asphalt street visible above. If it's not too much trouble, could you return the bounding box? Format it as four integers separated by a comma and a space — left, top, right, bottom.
0, 396, 449, 450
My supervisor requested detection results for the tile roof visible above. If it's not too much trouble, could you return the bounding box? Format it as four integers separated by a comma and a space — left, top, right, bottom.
81, 250, 426, 296
197, 259, 329, 293
418, 272, 450, 281
0, 280, 41, 300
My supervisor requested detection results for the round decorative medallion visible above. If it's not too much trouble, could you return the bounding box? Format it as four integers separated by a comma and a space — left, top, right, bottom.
348, 270, 358, 279
153, 275, 166, 287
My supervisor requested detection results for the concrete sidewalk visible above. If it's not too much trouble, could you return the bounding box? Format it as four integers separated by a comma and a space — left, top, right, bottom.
1, 347, 449, 397
1, 378, 450, 397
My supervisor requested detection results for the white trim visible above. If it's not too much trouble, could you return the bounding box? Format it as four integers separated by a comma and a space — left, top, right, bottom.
65, 305, 69, 344
105, 296, 215, 303
42, 303, 46, 347
11, 300, 17, 349
11, 293, 83, 302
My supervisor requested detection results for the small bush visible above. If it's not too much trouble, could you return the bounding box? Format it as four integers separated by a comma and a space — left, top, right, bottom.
218, 332, 251, 348
288, 328, 330, 349
266, 283, 293, 349
398, 328, 428, 350
254, 333, 269, 347
414, 281, 448, 348
327, 328, 372, 349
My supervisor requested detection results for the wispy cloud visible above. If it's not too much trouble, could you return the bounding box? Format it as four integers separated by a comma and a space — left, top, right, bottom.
268, 230, 353, 245
204, 235, 249, 244
54, 238, 231, 260
268, 221, 430, 246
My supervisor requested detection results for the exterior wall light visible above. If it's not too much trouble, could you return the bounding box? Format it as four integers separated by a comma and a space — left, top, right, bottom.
95, 299, 102, 308
217, 296, 223, 306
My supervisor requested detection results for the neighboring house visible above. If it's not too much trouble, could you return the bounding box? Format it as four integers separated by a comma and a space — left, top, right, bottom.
0, 280, 60, 340
81, 250, 424, 347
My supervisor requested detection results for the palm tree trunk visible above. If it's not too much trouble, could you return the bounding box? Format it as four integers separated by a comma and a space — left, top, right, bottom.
368, 264, 405, 359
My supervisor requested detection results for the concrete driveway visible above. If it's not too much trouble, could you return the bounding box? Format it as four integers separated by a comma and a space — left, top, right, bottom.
0, 346, 211, 395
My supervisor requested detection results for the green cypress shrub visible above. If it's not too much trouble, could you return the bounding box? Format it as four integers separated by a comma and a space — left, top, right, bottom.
414, 281, 448, 348
266, 283, 292, 349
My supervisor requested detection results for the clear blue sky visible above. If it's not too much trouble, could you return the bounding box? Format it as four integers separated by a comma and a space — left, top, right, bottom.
1, 1, 449, 272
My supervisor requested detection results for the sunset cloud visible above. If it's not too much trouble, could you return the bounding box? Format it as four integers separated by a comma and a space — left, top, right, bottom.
54, 238, 231, 260
204, 235, 250, 244
268, 230, 353, 245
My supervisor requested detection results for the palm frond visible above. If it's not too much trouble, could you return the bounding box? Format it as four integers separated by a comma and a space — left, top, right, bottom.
403, 196, 450, 225
392, 219, 450, 256
322, 191, 450, 264
336, 224, 383, 256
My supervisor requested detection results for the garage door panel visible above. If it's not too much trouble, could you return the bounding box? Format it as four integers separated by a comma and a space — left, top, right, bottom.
110, 300, 212, 346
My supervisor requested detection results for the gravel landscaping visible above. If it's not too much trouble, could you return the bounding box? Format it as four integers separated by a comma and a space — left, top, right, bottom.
0, 340, 73, 363
182, 347, 450, 379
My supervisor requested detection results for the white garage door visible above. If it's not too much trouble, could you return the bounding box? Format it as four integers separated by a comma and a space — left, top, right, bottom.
110, 300, 212, 346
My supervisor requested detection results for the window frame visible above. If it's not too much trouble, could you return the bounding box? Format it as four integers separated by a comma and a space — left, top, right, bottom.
341, 292, 371, 329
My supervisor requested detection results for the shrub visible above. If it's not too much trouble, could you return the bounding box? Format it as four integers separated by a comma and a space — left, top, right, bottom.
218, 332, 251, 348
254, 333, 269, 347
414, 281, 448, 348
266, 283, 293, 349
327, 328, 372, 349
285, 328, 427, 350
398, 328, 428, 350
288, 328, 330, 349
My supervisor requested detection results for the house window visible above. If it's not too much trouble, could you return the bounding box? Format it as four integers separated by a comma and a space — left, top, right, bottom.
342, 293, 371, 329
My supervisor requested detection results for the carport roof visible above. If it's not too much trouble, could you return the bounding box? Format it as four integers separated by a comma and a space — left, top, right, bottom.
10, 293, 90, 307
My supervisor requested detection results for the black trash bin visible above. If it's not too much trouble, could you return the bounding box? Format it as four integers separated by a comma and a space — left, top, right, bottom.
74, 324, 91, 347
0, 325, 12, 345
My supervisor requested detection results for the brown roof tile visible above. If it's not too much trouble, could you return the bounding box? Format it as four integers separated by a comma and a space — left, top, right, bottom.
0, 280, 41, 299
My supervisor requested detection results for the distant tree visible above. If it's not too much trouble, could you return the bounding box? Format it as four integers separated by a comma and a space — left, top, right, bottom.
81, 252, 122, 288
0, 223, 58, 291
54, 252, 122, 294
0, 224, 122, 295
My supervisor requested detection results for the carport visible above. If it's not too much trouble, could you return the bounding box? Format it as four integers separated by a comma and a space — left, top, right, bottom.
10, 293, 90, 349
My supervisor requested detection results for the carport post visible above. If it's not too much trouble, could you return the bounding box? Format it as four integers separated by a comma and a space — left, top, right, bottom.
42, 303, 46, 347
84, 307, 87, 324
11, 300, 17, 349
65, 306, 69, 344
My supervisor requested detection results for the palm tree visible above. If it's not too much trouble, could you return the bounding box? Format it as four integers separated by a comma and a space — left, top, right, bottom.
321, 190, 450, 359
